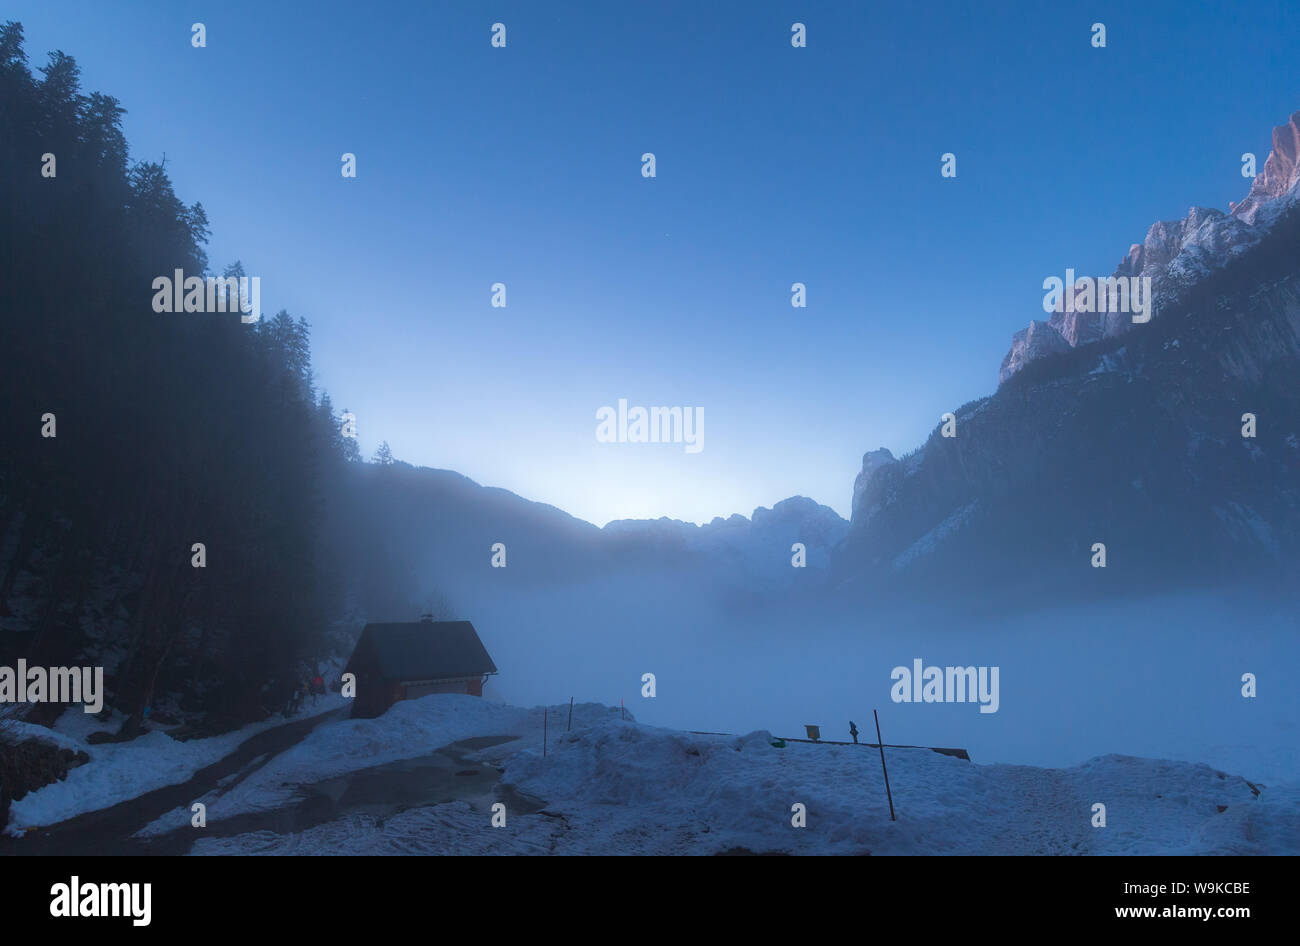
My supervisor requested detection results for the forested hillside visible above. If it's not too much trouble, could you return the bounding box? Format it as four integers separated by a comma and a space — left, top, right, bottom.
0, 22, 361, 732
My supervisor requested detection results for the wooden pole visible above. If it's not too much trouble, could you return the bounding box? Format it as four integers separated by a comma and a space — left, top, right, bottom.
567, 696, 574, 731
873, 709, 896, 821
543, 706, 548, 757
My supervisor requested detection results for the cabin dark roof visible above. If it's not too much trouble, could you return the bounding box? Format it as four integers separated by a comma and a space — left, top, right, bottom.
347, 620, 497, 681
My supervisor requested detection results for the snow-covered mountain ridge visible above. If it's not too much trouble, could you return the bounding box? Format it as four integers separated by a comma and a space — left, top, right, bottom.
1000, 109, 1300, 384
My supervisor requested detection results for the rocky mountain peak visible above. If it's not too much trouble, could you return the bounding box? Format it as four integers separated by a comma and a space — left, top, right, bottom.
1232, 109, 1300, 224
851, 448, 898, 519
999, 319, 1070, 384
999, 107, 1300, 384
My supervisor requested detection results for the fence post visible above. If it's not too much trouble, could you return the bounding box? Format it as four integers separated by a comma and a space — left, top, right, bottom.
874, 709, 896, 821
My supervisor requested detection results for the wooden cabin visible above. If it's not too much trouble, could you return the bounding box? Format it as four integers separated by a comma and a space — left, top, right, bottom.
343, 617, 498, 718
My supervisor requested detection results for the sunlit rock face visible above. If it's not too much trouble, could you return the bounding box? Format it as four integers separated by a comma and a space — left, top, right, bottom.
999, 108, 1300, 385
1232, 110, 1300, 225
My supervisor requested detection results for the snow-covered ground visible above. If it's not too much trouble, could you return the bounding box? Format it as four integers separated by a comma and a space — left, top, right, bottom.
3, 693, 346, 836
145, 694, 1298, 856
133, 698, 603, 837
9, 690, 1297, 854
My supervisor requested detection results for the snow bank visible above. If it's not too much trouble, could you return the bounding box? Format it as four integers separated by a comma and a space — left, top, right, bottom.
498, 719, 1296, 855
2, 719, 87, 754
5, 694, 347, 835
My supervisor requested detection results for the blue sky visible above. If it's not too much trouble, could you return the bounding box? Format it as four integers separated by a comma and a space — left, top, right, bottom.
11, 1, 1298, 524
